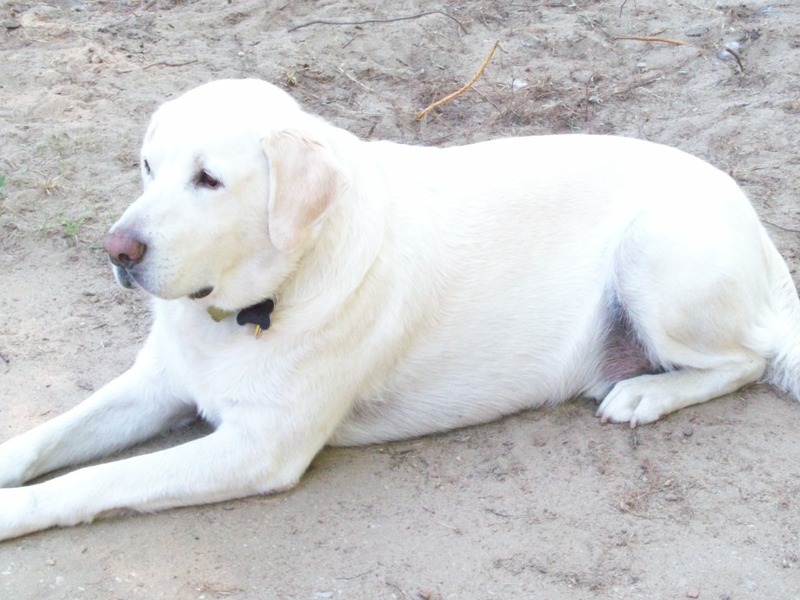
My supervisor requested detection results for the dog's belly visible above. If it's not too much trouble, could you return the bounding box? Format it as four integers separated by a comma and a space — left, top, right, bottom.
334, 359, 593, 446
331, 292, 612, 445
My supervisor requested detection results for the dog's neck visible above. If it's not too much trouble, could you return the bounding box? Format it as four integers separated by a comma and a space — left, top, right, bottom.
207, 298, 275, 337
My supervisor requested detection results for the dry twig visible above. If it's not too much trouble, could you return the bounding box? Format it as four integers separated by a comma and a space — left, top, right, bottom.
335, 65, 379, 94
288, 11, 467, 34
722, 45, 745, 72
764, 220, 800, 234
117, 59, 199, 74
415, 41, 499, 120
142, 59, 199, 70
614, 35, 686, 46
609, 74, 664, 98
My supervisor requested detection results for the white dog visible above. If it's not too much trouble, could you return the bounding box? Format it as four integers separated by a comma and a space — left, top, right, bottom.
1, 79, 798, 540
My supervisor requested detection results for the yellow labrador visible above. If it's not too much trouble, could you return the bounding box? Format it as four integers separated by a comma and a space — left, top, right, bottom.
1, 79, 798, 540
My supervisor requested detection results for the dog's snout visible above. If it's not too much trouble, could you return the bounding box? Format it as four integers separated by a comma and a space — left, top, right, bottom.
104, 229, 147, 269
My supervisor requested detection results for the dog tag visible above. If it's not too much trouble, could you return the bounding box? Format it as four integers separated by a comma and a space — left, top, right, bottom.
207, 306, 232, 322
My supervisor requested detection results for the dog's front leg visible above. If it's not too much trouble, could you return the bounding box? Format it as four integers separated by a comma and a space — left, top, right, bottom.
0, 406, 322, 541
0, 344, 194, 488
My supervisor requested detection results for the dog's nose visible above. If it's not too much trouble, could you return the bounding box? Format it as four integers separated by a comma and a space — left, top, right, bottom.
103, 229, 147, 269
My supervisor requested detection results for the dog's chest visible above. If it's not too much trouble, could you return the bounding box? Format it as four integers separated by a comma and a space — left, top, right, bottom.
153, 311, 283, 419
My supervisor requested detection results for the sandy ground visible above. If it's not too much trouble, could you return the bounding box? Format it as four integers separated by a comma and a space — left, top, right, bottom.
1, 0, 800, 598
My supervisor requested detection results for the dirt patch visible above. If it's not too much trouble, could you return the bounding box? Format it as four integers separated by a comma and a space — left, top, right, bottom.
1, 1, 799, 598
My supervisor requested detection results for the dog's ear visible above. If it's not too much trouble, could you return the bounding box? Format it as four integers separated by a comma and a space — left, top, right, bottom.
261, 130, 347, 253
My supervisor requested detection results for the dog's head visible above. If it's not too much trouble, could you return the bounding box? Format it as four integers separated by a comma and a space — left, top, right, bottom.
103, 79, 348, 310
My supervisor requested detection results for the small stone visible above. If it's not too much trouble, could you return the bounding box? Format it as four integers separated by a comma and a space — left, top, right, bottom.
3, 19, 21, 30
718, 40, 741, 61
686, 590, 699, 599
512, 78, 528, 91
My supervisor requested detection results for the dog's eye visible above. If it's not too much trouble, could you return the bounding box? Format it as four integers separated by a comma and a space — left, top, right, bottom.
197, 169, 221, 189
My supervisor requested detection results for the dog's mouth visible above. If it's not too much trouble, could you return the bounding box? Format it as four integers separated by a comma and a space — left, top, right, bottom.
112, 264, 214, 301
112, 264, 138, 290
189, 286, 214, 300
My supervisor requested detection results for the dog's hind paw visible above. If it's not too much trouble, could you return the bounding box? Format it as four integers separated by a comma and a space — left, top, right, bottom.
595, 375, 667, 428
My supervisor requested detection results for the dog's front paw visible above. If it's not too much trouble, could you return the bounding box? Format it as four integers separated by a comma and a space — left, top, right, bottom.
595, 375, 666, 428
0, 487, 39, 542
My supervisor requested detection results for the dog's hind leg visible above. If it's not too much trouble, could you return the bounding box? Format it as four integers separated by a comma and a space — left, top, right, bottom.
595, 200, 772, 427
596, 358, 765, 427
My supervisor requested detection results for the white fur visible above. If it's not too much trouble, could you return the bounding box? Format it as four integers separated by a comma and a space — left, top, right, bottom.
1, 78, 798, 540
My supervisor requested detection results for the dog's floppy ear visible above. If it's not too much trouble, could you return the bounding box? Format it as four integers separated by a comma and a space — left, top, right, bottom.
261, 130, 347, 253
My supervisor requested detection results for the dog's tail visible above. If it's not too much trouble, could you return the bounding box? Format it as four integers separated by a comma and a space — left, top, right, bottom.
763, 231, 800, 401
